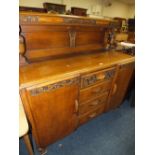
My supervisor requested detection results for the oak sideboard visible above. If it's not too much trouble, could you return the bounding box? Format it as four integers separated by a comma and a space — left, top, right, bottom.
19, 12, 135, 154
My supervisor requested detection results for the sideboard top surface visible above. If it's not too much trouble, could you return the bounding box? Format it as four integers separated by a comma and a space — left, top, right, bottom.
19, 11, 114, 24
19, 51, 134, 89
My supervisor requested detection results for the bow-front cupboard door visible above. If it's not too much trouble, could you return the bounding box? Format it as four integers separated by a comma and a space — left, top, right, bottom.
20, 77, 79, 149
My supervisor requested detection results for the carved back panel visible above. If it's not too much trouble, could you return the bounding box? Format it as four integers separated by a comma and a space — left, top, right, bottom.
20, 12, 116, 62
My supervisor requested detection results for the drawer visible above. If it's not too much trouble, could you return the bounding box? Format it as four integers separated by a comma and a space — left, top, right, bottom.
79, 92, 108, 115
80, 81, 111, 103
79, 104, 104, 126
81, 67, 116, 89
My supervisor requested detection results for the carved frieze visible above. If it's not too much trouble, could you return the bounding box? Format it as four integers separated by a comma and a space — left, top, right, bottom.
82, 75, 97, 88
30, 78, 79, 96
20, 16, 39, 23
63, 18, 96, 25
105, 69, 115, 80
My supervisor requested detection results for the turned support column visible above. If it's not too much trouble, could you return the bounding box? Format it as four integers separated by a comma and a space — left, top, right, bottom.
19, 26, 28, 66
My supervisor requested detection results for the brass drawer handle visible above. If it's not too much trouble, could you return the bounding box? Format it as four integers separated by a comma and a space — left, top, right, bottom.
75, 99, 79, 113
90, 100, 100, 106
97, 74, 105, 80
89, 113, 96, 118
112, 84, 117, 95
92, 87, 102, 94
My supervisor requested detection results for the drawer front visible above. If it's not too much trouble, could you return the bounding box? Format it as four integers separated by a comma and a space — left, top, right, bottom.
81, 67, 115, 89
79, 105, 104, 125
79, 92, 108, 115
80, 81, 111, 103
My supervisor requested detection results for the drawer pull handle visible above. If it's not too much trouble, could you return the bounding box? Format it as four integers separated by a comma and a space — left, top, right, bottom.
92, 88, 102, 94
89, 113, 96, 118
112, 84, 117, 95
75, 99, 79, 113
90, 100, 100, 106
97, 74, 105, 80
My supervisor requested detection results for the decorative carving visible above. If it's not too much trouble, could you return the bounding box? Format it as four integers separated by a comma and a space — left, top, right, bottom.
20, 16, 39, 23
105, 70, 115, 79
63, 18, 96, 25
82, 75, 97, 88
30, 78, 79, 96
69, 30, 76, 48
104, 28, 116, 50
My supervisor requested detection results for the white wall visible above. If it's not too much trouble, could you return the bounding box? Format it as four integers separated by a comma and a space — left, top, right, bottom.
62, 0, 103, 15
102, 0, 130, 18
19, 0, 135, 19
19, 0, 62, 8
127, 4, 135, 18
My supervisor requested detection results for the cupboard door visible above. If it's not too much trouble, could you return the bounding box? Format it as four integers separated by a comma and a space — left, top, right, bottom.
109, 63, 134, 110
20, 77, 79, 149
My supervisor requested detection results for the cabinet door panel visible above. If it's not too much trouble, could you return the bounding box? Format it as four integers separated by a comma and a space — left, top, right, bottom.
21, 78, 79, 148
109, 63, 134, 109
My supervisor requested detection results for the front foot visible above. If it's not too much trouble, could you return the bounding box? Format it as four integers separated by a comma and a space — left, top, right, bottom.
38, 148, 47, 155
